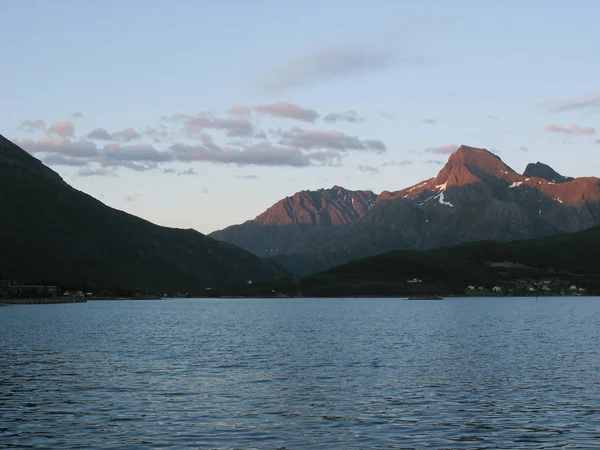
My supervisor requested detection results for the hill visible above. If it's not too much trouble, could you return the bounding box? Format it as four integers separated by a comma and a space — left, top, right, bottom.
229, 225, 600, 298
0, 134, 285, 294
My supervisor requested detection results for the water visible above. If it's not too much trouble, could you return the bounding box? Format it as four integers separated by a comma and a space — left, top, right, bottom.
1, 297, 600, 449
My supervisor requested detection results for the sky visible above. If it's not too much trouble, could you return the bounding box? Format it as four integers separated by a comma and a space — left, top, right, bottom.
2, 0, 599, 234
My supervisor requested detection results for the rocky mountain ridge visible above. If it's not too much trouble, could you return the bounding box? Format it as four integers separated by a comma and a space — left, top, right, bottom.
211, 145, 600, 274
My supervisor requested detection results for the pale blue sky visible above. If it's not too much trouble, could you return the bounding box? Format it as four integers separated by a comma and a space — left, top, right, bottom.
2, 0, 599, 233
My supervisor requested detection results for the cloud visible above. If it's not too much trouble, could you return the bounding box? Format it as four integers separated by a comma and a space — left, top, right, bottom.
237, 174, 258, 180
255, 102, 319, 122
228, 105, 251, 118
124, 194, 141, 202
184, 115, 254, 137
424, 159, 444, 165
260, 46, 396, 91
170, 140, 336, 167
86, 128, 112, 140
519, 146, 529, 152
15, 136, 99, 157
539, 93, 600, 112
48, 121, 75, 138
77, 167, 116, 177
160, 113, 190, 122
103, 143, 172, 163
596, 139, 600, 145
112, 128, 141, 142
279, 128, 386, 153
425, 144, 459, 154
544, 124, 595, 135
70, 112, 84, 118
377, 110, 395, 119
382, 160, 412, 166
41, 154, 89, 167
357, 164, 379, 174
421, 118, 438, 125
177, 168, 197, 176
20, 120, 46, 131
483, 114, 499, 120
161, 168, 177, 174
323, 110, 364, 123
86, 127, 141, 142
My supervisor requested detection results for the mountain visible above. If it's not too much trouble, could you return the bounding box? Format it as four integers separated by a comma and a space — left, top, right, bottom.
213, 145, 600, 275
229, 225, 600, 298
209, 186, 377, 257
0, 134, 285, 293
523, 161, 574, 183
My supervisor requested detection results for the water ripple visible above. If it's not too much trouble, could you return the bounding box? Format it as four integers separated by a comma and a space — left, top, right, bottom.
1, 297, 600, 448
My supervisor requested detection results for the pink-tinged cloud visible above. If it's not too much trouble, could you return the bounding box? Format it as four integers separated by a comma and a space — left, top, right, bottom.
20, 119, 46, 131
279, 128, 385, 153
14, 136, 98, 158
184, 115, 254, 137
228, 106, 252, 118
255, 102, 319, 122
49, 121, 75, 138
112, 128, 141, 142
544, 124, 595, 136
425, 144, 459, 154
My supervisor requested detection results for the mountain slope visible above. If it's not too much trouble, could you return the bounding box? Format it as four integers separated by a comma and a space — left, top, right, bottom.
523, 162, 574, 183
0, 134, 285, 292
209, 186, 377, 256
268, 146, 600, 274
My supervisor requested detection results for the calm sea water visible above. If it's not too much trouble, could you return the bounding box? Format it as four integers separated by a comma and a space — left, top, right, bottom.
1, 297, 600, 449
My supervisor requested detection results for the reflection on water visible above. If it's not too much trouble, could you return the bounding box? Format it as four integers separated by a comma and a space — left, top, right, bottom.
1, 297, 600, 448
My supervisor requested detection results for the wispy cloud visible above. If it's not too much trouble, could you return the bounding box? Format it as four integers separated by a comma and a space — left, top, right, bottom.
171, 140, 338, 167
70, 112, 85, 119
424, 159, 444, 165
382, 160, 412, 166
519, 146, 529, 152
544, 124, 596, 135
377, 110, 395, 119
41, 154, 89, 167
227, 106, 251, 118
49, 121, 75, 138
280, 128, 385, 153
255, 102, 319, 122
357, 164, 380, 174
14, 136, 98, 157
260, 46, 396, 91
124, 194, 141, 202
424, 144, 458, 154
20, 120, 46, 131
539, 93, 600, 112
86, 127, 141, 142
483, 114, 499, 120
323, 110, 364, 123
237, 174, 258, 180
184, 115, 254, 137
177, 168, 197, 176
77, 167, 116, 177
421, 118, 438, 125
